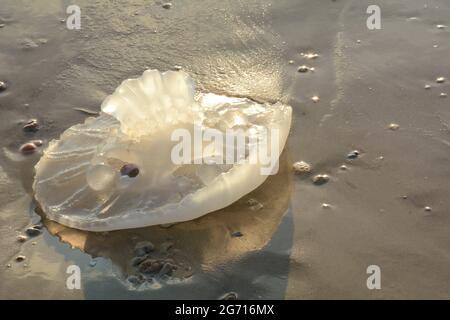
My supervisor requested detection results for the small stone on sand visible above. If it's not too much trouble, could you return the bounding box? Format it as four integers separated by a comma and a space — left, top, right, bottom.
312, 174, 330, 185
347, 150, 360, 159
231, 231, 243, 237
436, 77, 445, 84
304, 52, 319, 59
311, 96, 320, 103
293, 161, 311, 174
23, 119, 40, 132
297, 65, 309, 73
25, 227, 41, 237
389, 123, 400, 131
17, 235, 27, 243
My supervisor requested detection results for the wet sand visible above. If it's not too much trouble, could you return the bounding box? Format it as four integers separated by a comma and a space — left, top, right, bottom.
1, 0, 450, 299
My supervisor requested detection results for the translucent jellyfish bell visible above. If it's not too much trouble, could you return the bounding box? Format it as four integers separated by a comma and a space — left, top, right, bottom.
33, 70, 292, 231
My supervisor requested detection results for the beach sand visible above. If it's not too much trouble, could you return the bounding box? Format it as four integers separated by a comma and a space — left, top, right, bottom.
0, 0, 449, 299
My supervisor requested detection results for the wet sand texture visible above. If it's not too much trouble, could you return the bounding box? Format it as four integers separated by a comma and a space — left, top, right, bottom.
1, 0, 450, 299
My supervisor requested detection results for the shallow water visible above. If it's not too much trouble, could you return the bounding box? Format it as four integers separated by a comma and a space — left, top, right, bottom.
1, 0, 450, 299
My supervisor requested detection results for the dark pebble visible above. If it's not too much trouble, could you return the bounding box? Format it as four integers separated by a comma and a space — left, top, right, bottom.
23, 119, 40, 132
231, 231, 243, 237
0, 81, 7, 91
347, 150, 360, 159
15, 255, 26, 262
120, 163, 139, 178
26, 227, 42, 237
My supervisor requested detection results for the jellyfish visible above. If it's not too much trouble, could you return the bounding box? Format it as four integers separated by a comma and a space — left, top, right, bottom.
33, 70, 292, 231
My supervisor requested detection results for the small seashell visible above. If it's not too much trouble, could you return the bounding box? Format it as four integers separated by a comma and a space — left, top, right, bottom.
304, 52, 319, 59
19, 142, 37, 155
347, 150, 360, 159
311, 96, 320, 103
312, 174, 329, 185
388, 123, 400, 131
23, 119, 40, 132
297, 65, 309, 73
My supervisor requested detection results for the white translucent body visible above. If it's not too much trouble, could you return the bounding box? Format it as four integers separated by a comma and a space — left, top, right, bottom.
33, 70, 292, 231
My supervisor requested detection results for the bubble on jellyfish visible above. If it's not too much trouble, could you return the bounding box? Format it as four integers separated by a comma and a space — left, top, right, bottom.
33, 69, 292, 231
